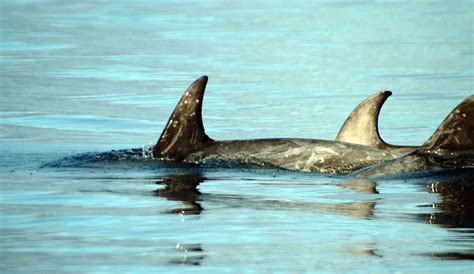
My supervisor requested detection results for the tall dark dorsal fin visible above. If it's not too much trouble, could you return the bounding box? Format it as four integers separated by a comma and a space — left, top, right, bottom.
419, 95, 474, 152
152, 76, 214, 160
336, 91, 392, 149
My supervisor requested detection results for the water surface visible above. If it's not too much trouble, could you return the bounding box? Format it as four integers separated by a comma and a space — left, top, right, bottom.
1, 1, 473, 273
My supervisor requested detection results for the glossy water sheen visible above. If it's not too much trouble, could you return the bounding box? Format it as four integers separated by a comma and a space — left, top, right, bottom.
1, 1, 473, 273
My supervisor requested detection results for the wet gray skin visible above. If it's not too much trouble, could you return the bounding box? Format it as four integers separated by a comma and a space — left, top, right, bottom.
152, 76, 407, 174
184, 138, 403, 174
336, 90, 417, 155
153, 76, 472, 176
354, 95, 474, 178
353, 150, 474, 178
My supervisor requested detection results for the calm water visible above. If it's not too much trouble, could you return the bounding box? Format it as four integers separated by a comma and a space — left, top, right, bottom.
1, 1, 473, 273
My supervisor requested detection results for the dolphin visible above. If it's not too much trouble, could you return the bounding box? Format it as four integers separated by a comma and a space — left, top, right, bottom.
336, 91, 417, 154
151, 76, 409, 174
352, 96, 474, 178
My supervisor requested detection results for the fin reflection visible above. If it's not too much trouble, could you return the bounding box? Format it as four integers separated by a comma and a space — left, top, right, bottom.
155, 173, 205, 215
419, 174, 474, 260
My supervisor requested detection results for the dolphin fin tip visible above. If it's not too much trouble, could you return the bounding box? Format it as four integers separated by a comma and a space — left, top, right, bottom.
336, 91, 391, 149
420, 95, 474, 152
152, 76, 213, 160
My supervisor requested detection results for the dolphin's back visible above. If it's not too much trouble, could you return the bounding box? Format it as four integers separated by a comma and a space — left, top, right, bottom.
151, 76, 472, 176
186, 139, 403, 174
354, 95, 474, 178
419, 95, 474, 152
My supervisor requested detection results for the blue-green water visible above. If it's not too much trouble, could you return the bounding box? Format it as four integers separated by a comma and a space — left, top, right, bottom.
1, 1, 473, 273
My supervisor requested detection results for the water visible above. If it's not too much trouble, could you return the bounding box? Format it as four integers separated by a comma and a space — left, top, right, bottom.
1, 1, 473, 273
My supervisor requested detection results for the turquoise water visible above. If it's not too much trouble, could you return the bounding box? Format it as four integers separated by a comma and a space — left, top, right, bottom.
1, 1, 473, 273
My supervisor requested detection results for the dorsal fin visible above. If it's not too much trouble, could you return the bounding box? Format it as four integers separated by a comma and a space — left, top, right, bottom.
152, 76, 214, 160
336, 91, 392, 149
419, 95, 474, 152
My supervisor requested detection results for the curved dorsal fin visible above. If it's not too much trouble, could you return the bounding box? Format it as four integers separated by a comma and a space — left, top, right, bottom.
152, 76, 214, 160
420, 95, 474, 152
336, 91, 392, 149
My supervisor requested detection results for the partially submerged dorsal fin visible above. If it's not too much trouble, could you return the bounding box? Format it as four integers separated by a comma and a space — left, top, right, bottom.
152, 76, 214, 160
336, 91, 392, 149
419, 95, 474, 152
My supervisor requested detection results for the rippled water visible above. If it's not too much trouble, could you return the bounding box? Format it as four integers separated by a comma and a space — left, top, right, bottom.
1, 1, 473, 273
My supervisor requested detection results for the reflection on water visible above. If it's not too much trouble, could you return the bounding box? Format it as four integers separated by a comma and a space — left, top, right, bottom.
153, 170, 474, 264
1, 164, 473, 272
338, 180, 379, 194
154, 171, 474, 229
1, 0, 473, 272
347, 243, 383, 258
154, 173, 206, 265
424, 178, 474, 229
419, 176, 474, 260
155, 171, 377, 219
155, 173, 205, 215
170, 243, 205, 266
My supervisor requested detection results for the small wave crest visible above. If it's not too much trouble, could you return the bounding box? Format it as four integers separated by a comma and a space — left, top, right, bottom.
45, 145, 155, 168
44, 145, 278, 172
